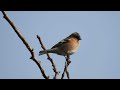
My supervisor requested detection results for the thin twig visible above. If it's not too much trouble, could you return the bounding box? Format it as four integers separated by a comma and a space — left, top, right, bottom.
1, 11, 49, 79
37, 35, 59, 79
61, 55, 71, 79
65, 63, 70, 79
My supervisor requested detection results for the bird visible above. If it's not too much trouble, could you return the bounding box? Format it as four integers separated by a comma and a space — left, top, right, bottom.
39, 32, 82, 56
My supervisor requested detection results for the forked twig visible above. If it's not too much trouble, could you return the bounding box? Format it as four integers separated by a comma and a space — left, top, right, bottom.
61, 55, 71, 79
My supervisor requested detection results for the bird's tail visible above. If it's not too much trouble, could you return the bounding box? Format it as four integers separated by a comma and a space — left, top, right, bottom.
39, 49, 56, 55
39, 50, 48, 55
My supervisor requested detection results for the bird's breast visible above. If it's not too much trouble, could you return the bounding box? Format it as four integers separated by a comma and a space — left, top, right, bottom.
59, 38, 80, 55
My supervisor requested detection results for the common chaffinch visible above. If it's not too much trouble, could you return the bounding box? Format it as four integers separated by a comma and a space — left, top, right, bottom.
39, 32, 82, 56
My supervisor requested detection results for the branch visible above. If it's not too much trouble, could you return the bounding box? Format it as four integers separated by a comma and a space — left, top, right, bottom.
61, 55, 71, 79
37, 35, 59, 79
1, 11, 49, 79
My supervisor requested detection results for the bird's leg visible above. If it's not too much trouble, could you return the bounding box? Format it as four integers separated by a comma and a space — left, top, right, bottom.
66, 55, 71, 65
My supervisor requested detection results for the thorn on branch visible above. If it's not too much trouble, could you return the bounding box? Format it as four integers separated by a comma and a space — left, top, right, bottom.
30, 56, 33, 59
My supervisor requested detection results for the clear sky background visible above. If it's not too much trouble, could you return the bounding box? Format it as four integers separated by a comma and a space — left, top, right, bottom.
0, 11, 120, 79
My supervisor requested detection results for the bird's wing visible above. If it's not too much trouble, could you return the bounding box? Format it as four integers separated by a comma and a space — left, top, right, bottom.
51, 37, 70, 49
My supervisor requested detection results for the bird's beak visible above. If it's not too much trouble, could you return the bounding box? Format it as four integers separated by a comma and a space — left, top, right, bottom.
79, 37, 82, 40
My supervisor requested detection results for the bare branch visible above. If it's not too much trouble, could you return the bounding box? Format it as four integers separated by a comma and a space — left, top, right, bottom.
1, 11, 49, 79
37, 35, 59, 79
61, 55, 71, 79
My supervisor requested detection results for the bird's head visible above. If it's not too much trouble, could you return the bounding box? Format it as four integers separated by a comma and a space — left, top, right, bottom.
70, 32, 82, 40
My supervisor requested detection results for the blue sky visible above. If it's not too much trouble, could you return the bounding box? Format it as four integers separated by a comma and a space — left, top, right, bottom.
0, 11, 120, 79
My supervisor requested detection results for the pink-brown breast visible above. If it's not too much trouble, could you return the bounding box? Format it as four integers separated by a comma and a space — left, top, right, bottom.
57, 37, 80, 55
